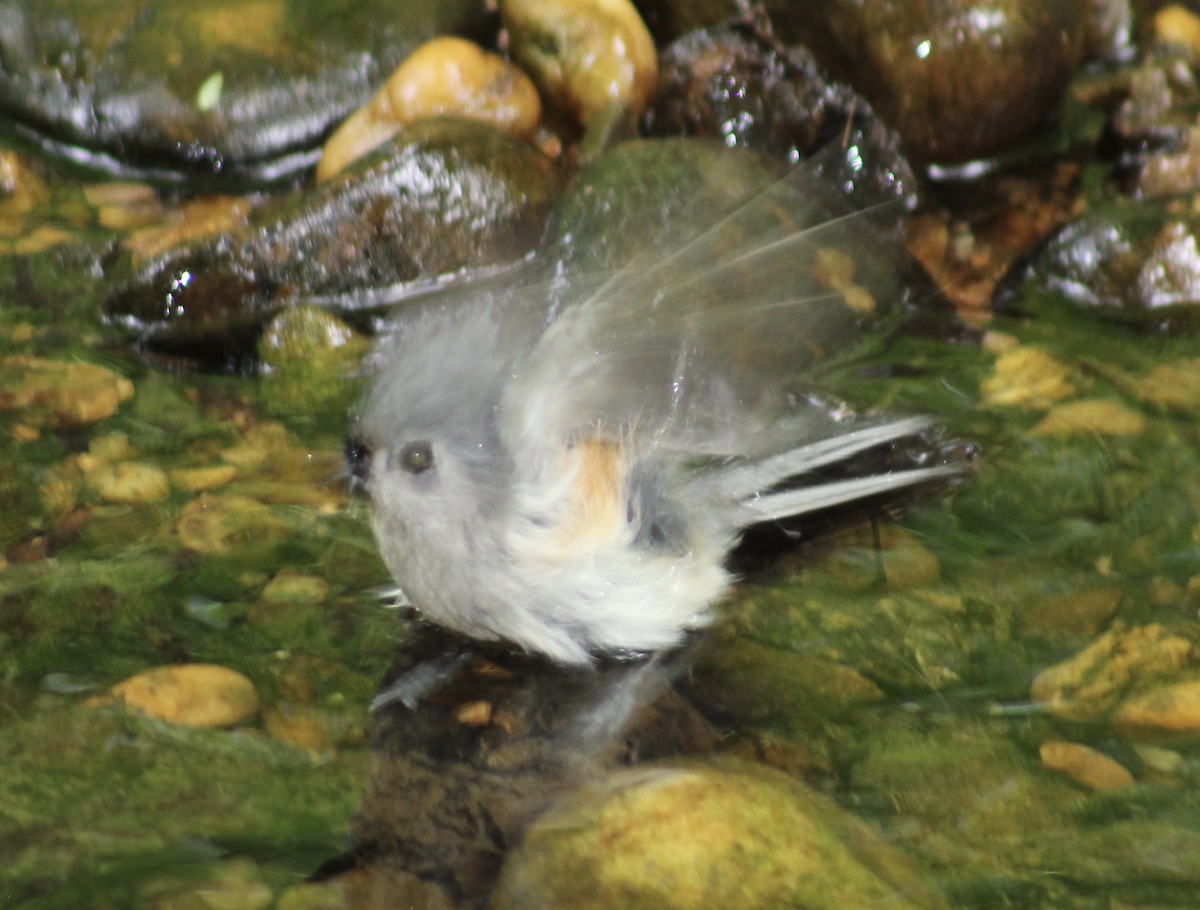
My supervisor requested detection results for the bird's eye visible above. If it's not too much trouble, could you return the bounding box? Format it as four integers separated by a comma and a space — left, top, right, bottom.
397, 440, 434, 475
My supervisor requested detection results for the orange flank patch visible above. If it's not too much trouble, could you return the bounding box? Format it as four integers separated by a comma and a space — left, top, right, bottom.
560, 436, 628, 546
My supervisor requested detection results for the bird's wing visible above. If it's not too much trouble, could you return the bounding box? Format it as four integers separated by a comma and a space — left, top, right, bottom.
499, 143, 915, 465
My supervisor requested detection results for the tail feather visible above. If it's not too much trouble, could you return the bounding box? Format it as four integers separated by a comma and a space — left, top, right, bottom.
712, 416, 935, 501
733, 465, 960, 527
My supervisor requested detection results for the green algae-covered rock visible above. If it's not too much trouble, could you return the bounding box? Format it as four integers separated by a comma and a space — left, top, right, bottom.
493, 757, 949, 910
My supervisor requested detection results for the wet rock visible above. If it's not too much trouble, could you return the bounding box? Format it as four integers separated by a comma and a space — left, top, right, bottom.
1031, 623, 1194, 722
1113, 678, 1200, 739
104, 119, 561, 370
722, 577, 970, 695
980, 346, 1079, 410
1108, 25, 1200, 198
167, 464, 238, 492
646, 15, 908, 169
212, 421, 346, 510
1156, 4, 1200, 53
262, 703, 337, 758
493, 758, 949, 910
1133, 742, 1185, 774
551, 137, 779, 272
905, 161, 1085, 320
502, 0, 657, 134
690, 632, 884, 728
1031, 398, 1148, 437
260, 569, 329, 606
632, 0, 739, 44
95, 663, 261, 729
0, 355, 134, 427
85, 461, 171, 504
1128, 359, 1200, 412
768, 0, 1086, 166
316, 37, 542, 182
821, 524, 942, 591
0, 0, 494, 184
0, 149, 51, 227
1019, 585, 1123, 638
1082, 0, 1135, 61
257, 306, 369, 421
1007, 203, 1200, 329
176, 493, 293, 556
1039, 740, 1135, 791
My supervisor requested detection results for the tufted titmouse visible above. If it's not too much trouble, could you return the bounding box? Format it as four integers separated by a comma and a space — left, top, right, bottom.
346, 146, 961, 667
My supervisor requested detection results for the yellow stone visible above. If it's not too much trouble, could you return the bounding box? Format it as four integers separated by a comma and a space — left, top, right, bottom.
125, 195, 253, 263
318, 37, 542, 181
0, 355, 133, 426
86, 461, 171, 503
980, 347, 1076, 410
1156, 4, 1200, 54
1129, 359, 1200, 412
260, 570, 329, 605
1039, 740, 1134, 792
176, 493, 291, 555
1031, 624, 1192, 722
1032, 399, 1147, 437
262, 704, 335, 757
101, 664, 260, 728
493, 759, 947, 910
85, 431, 136, 463
168, 464, 238, 491
502, 0, 657, 129
1114, 679, 1200, 738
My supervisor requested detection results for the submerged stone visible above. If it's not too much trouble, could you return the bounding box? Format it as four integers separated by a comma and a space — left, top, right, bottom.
494, 758, 949, 910
0, 355, 134, 427
97, 663, 261, 729
0, 0, 494, 184
1039, 740, 1135, 792
1031, 624, 1193, 722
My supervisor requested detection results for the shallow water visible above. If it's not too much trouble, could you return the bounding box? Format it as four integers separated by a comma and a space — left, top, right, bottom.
3, 133, 1200, 910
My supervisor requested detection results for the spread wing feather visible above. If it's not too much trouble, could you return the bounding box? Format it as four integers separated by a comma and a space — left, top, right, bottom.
499, 153, 911, 465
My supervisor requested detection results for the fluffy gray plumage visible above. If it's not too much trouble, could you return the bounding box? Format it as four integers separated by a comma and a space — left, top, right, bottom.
349, 146, 959, 665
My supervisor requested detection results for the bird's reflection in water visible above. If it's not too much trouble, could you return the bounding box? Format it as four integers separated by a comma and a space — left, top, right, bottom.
341, 622, 716, 907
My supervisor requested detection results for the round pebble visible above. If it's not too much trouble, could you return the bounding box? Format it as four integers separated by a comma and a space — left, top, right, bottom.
101, 664, 260, 728
318, 37, 542, 182
503, 0, 658, 129
980, 347, 1077, 410
0, 355, 134, 427
260, 570, 330, 605
493, 759, 947, 910
1032, 399, 1147, 437
1114, 679, 1200, 739
176, 493, 290, 555
1039, 741, 1134, 792
168, 464, 238, 492
85, 461, 171, 503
